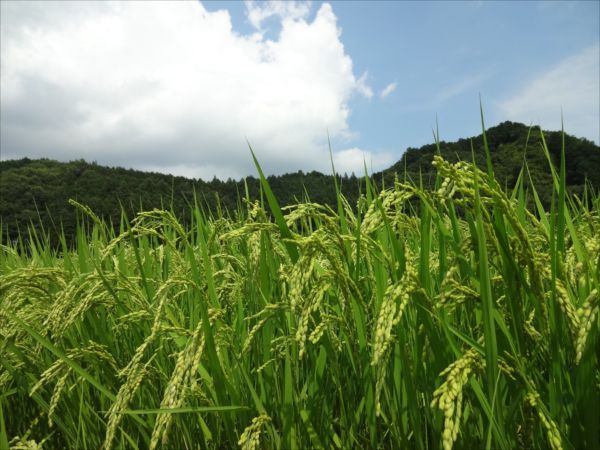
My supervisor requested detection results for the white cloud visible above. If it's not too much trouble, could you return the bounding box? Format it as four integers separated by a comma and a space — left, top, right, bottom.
355, 72, 374, 99
245, 0, 311, 31
497, 44, 599, 143
380, 82, 397, 99
0, 1, 375, 180
333, 147, 394, 175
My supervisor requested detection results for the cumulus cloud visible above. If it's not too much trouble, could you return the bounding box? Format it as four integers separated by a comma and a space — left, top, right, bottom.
245, 0, 311, 31
0, 1, 378, 180
333, 148, 394, 176
380, 82, 397, 99
497, 44, 599, 143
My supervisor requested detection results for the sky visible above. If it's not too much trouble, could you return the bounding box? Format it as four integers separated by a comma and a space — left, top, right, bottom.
1, 0, 598, 180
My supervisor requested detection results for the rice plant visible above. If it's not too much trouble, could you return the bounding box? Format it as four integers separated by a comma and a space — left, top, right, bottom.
1, 124, 598, 449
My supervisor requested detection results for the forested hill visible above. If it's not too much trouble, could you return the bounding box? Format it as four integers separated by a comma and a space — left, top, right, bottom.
1, 121, 599, 244
383, 121, 600, 196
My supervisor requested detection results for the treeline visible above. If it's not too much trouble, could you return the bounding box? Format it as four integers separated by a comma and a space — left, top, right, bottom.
386, 121, 599, 197
0, 159, 361, 245
1, 121, 598, 246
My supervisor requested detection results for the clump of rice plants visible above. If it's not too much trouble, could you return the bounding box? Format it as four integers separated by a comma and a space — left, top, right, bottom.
1, 125, 598, 450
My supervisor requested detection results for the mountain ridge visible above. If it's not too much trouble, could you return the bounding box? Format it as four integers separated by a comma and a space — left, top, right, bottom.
2, 121, 599, 243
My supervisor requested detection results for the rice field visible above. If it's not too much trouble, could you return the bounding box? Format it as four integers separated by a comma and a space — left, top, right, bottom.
1, 129, 599, 449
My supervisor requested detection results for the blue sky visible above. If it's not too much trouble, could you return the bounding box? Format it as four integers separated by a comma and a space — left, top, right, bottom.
206, 1, 599, 152
1, 1, 598, 179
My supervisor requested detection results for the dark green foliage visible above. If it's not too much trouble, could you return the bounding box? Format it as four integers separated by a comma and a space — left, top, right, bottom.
384, 121, 599, 198
1, 121, 598, 246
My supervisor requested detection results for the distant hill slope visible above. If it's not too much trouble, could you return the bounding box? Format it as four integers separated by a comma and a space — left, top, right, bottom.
1, 121, 599, 244
380, 121, 600, 194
